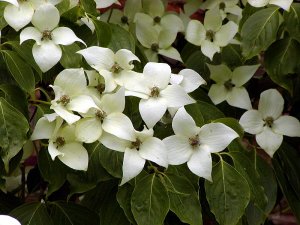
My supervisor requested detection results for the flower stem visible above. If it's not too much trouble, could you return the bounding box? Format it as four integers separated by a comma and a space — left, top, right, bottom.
29, 99, 51, 105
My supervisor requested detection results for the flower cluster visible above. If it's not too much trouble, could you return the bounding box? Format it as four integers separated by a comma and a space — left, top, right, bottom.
23, 0, 298, 186
31, 46, 241, 184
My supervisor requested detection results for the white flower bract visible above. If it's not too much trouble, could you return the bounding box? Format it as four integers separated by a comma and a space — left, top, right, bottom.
100, 125, 168, 185
77, 47, 140, 92
31, 114, 89, 171
163, 107, 239, 180
20, 3, 85, 72
125, 62, 196, 128
185, 7, 238, 60
0, 215, 21, 225
239, 89, 300, 157
50, 68, 98, 124
247, 0, 293, 11
208, 64, 259, 109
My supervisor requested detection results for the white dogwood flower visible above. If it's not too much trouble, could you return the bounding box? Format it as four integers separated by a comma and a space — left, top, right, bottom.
100, 126, 168, 185
208, 64, 259, 110
125, 62, 195, 128
163, 107, 238, 180
31, 114, 89, 171
20, 3, 85, 72
0, 215, 21, 225
247, 0, 293, 11
100, 0, 142, 31
136, 22, 182, 62
77, 47, 140, 92
239, 89, 300, 157
186, 7, 238, 60
75, 88, 134, 143
3, 0, 61, 31
134, 0, 184, 34
201, 0, 242, 19
50, 68, 98, 124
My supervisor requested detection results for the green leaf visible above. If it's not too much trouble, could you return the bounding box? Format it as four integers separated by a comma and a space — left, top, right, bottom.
185, 101, 224, 127
0, 3, 7, 30
245, 154, 277, 225
229, 152, 268, 219
56, 0, 70, 14
10, 202, 54, 225
241, 7, 282, 59
166, 165, 199, 190
117, 184, 137, 224
81, 180, 117, 211
238, 4, 261, 31
81, 181, 131, 225
273, 144, 300, 223
93, 19, 112, 47
154, 123, 173, 139
0, 84, 28, 119
131, 174, 169, 225
86, 142, 113, 181
80, 0, 98, 15
99, 145, 123, 178
265, 37, 300, 77
221, 44, 244, 68
5, 41, 43, 79
48, 201, 100, 225
265, 71, 294, 95
163, 174, 202, 225
61, 5, 81, 23
0, 98, 29, 171
107, 24, 135, 52
124, 96, 143, 129
284, 3, 300, 42
213, 117, 244, 137
274, 142, 300, 200
11, 201, 100, 225
60, 43, 82, 68
67, 142, 113, 197
205, 160, 250, 225
38, 149, 67, 197
1, 50, 35, 93
99, 188, 131, 225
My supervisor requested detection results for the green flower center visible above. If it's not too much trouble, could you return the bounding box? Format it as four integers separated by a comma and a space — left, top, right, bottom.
264, 117, 274, 128
150, 86, 160, 97
189, 135, 200, 148
151, 43, 159, 52
110, 63, 123, 73
95, 109, 107, 122
57, 95, 70, 106
131, 138, 142, 150
153, 16, 161, 24
206, 30, 215, 42
42, 30, 52, 41
219, 2, 226, 10
54, 136, 65, 148
224, 79, 235, 91
121, 15, 129, 24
